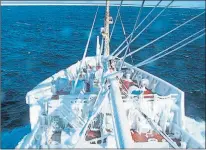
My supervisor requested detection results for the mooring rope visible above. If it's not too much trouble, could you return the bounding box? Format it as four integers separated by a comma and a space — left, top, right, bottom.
136, 28, 205, 67
110, 0, 124, 40
119, 0, 145, 70
111, 0, 162, 56
119, 10, 135, 65
136, 32, 205, 67
73, 6, 99, 93
115, 0, 175, 58
135, 0, 162, 31
124, 11, 205, 58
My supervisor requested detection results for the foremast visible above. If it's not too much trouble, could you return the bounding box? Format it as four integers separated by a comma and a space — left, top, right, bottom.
103, 0, 110, 56
101, 1, 134, 148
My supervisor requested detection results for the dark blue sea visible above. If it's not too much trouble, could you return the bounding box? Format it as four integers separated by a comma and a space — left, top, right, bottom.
1, 6, 205, 148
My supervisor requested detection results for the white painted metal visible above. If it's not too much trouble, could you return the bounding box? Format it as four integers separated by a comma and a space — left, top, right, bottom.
16, 56, 204, 148
109, 74, 134, 148
16, 0, 204, 148
96, 36, 101, 65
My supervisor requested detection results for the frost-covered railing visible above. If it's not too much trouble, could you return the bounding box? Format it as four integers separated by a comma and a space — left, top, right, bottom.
173, 124, 204, 149
16, 123, 41, 149
25, 57, 98, 130
124, 62, 185, 129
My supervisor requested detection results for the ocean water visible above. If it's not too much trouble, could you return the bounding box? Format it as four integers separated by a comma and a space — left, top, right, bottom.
1, 6, 205, 148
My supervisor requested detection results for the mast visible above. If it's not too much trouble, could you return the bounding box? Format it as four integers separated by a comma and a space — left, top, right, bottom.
102, 1, 133, 148
103, 0, 110, 56
109, 75, 134, 148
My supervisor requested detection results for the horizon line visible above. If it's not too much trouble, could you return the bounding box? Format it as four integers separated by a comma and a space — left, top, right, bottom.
1, 1, 205, 9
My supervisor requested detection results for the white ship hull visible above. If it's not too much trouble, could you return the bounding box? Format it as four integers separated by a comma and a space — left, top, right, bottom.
16, 0, 205, 148
16, 56, 203, 149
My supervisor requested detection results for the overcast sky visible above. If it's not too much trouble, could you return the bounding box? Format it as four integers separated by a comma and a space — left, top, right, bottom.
2, 1, 205, 9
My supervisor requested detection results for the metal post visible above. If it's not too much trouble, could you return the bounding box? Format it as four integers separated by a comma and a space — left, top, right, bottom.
109, 75, 134, 148
104, 0, 110, 56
